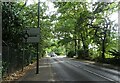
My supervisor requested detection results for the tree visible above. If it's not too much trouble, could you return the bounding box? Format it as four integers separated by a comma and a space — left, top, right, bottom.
53, 2, 118, 60
2, 1, 52, 76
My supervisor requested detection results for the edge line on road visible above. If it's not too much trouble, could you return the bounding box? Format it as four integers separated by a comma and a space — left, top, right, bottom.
65, 60, 117, 82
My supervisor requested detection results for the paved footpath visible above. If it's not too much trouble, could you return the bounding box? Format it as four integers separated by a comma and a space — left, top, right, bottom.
18, 57, 54, 82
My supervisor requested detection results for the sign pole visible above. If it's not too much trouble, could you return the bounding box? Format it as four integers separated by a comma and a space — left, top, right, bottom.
36, 0, 40, 74
36, 43, 39, 74
22, 31, 28, 72
22, 43, 25, 71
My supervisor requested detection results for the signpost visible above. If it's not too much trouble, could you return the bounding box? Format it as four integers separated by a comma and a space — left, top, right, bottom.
22, 0, 40, 74
36, 0, 40, 74
23, 28, 40, 43
23, 28, 40, 74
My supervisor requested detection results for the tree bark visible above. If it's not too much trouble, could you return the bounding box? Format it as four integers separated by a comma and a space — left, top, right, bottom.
78, 39, 80, 50
81, 33, 89, 58
101, 29, 107, 61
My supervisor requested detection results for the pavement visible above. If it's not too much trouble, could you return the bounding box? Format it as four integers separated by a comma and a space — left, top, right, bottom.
18, 58, 53, 82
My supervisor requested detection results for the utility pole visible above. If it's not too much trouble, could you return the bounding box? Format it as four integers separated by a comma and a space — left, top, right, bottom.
36, 0, 40, 74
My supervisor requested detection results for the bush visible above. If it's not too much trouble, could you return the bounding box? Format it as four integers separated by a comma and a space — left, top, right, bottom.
67, 50, 75, 58
55, 52, 60, 56
108, 49, 120, 59
77, 49, 85, 59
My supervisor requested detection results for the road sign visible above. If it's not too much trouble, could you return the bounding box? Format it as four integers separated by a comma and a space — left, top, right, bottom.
27, 36, 39, 43
27, 28, 40, 36
23, 28, 40, 43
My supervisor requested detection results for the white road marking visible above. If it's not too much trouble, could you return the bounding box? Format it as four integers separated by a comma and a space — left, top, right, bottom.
49, 60, 55, 82
54, 58, 118, 82
66, 61, 116, 82
82, 66, 116, 82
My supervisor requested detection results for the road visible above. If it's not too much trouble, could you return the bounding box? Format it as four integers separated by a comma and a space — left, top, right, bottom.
19, 56, 120, 83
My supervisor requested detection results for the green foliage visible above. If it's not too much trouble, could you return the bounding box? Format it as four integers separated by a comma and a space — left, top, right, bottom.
2, 1, 51, 77
2, 1, 119, 77
76, 49, 85, 59
2, 2, 23, 46
53, 2, 118, 61
58, 37, 73, 46
67, 50, 75, 58
109, 49, 120, 59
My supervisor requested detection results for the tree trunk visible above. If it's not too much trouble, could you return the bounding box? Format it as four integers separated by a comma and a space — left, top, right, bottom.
101, 39, 105, 61
74, 39, 77, 56
78, 39, 80, 50
81, 34, 89, 58
101, 29, 107, 61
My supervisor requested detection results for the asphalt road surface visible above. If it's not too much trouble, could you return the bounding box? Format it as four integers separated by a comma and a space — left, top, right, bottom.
50, 57, 119, 82
19, 56, 120, 83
